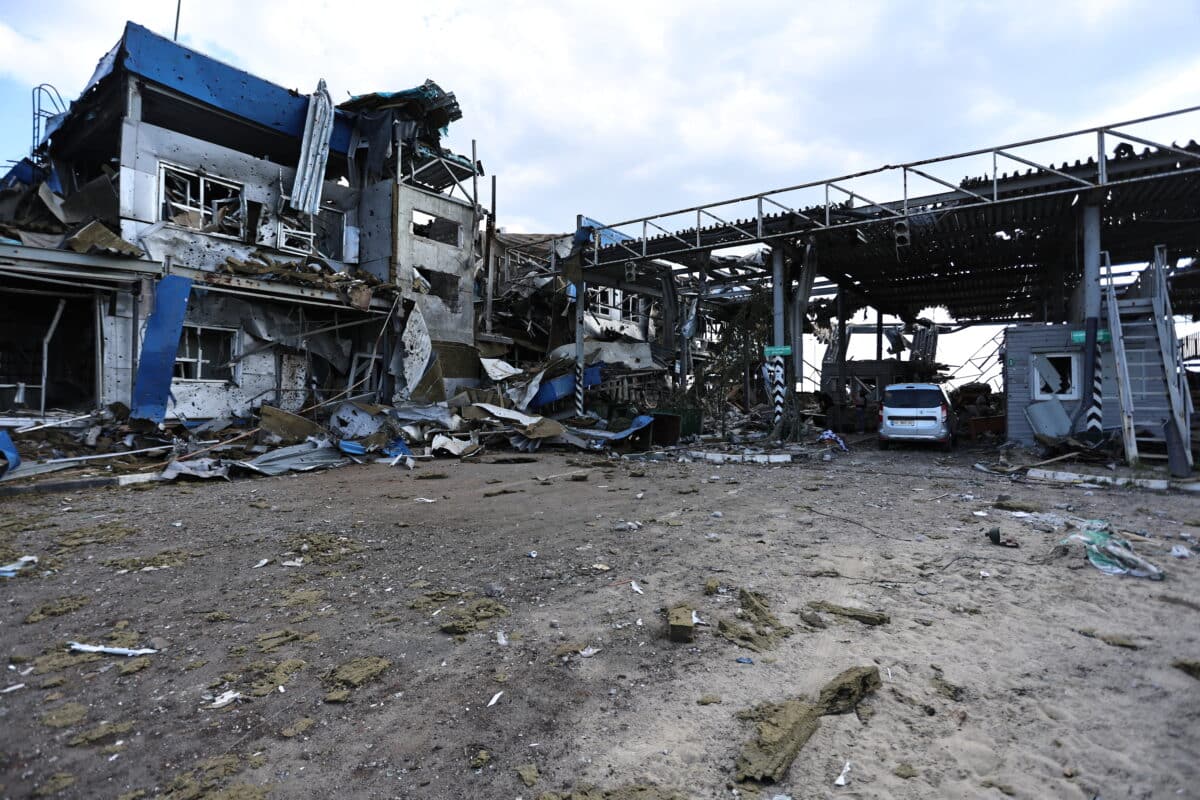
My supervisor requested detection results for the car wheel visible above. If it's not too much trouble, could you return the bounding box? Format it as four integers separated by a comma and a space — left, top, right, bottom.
878, 439, 890, 450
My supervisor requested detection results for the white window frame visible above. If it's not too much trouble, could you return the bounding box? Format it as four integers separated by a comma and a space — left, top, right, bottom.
174, 325, 240, 384
1031, 351, 1081, 401
158, 162, 245, 240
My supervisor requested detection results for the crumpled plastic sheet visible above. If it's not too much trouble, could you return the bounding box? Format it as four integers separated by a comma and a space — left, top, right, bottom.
0, 556, 38, 578
1062, 521, 1164, 580
818, 430, 849, 452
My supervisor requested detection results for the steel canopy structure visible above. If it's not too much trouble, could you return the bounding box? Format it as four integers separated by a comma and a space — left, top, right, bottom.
562, 106, 1200, 323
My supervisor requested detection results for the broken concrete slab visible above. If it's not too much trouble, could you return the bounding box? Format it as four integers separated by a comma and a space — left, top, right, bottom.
734, 664, 882, 784
807, 601, 889, 626
816, 666, 882, 714
668, 606, 695, 643
718, 588, 794, 652
734, 699, 821, 783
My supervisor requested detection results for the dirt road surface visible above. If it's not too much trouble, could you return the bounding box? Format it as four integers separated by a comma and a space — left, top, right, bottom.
1, 446, 1198, 799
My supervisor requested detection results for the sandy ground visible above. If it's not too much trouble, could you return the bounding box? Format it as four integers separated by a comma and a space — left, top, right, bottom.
0, 443, 1198, 800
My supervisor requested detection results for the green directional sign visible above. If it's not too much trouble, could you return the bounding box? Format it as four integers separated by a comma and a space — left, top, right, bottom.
763, 345, 792, 357
1070, 330, 1111, 344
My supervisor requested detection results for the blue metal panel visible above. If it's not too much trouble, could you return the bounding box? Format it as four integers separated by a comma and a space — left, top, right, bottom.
581, 216, 633, 248
119, 23, 354, 153
131, 275, 192, 422
0, 430, 20, 478
529, 367, 601, 409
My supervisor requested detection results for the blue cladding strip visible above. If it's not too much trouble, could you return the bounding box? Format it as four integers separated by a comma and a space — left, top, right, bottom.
119, 23, 354, 153
581, 216, 634, 247
131, 275, 193, 423
530, 367, 601, 409
0, 430, 20, 478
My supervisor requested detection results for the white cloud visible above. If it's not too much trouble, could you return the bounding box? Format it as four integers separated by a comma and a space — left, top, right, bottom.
0, 0, 1195, 234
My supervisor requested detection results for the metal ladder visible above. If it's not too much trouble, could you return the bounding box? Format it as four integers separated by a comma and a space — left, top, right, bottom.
1105, 246, 1193, 470
31, 84, 65, 154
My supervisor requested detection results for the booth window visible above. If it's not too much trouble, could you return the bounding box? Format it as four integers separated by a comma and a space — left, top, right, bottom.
1031, 352, 1080, 400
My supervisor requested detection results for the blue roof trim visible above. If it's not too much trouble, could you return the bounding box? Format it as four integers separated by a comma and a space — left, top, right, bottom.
118, 22, 354, 153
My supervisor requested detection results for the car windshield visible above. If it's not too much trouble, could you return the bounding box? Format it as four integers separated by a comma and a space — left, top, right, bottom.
884, 388, 943, 408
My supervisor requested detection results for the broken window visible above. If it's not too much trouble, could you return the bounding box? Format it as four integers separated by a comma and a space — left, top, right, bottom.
1031, 352, 1079, 400
160, 164, 244, 237
411, 209, 460, 247
588, 287, 622, 321
315, 207, 345, 260
174, 326, 237, 382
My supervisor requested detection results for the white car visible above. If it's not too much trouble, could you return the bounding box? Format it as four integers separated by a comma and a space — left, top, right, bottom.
877, 383, 956, 450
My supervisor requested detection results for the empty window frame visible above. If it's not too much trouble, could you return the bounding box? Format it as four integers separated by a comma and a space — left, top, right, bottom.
1031, 352, 1080, 400
315, 207, 346, 260
174, 325, 238, 382
411, 209, 461, 247
588, 287, 622, 321
160, 164, 244, 237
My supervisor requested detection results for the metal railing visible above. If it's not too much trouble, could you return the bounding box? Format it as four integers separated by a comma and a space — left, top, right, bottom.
1149, 245, 1193, 468
1104, 252, 1138, 465
578, 105, 1200, 268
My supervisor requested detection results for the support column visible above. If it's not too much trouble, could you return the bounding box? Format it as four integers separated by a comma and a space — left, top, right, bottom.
483, 175, 497, 334
771, 247, 786, 427
574, 279, 586, 417
836, 289, 848, 430
875, 310, 883, 362
1080, 204, 1103, 437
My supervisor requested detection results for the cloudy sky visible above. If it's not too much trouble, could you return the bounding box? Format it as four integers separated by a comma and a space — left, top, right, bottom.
1, 0, 1198, 237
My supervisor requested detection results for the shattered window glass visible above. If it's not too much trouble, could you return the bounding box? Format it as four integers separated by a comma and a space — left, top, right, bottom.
1032, 352, 1079, 400
174, 326, 236, 382
160, 164, 244, 237
412, 209, 460, 247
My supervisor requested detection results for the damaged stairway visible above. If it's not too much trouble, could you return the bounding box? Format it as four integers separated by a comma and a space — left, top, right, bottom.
1106, 246, 1194, 473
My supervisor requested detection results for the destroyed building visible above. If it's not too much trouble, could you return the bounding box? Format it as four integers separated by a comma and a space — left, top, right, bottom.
1, 22, 482, 427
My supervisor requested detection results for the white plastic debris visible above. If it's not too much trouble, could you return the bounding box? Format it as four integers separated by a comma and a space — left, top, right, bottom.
68, 642, 157, 657
0, 555, 38, 578
1171, 545, 1193, 559
281, 558, 304, 568
252, 558, 271, 569
2, 683, 25, 693
630, 581, 645, 594
496, 631, 509, 647
487, 690, 504, 707
972, 511, 989, 517
711, 511, 723, 519
210, 690, 243, 709
415, 497, 438, 503
834, 760, 852, 786
528, 551, 538, 559
591, 563, 611, 572
579, 646, 601, 658
980, 570, 991, 578
635, 492, 644, 500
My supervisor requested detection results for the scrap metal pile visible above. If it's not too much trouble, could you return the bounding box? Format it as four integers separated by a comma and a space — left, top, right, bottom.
0, 348, 674, 490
